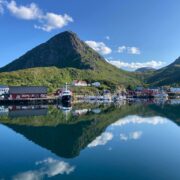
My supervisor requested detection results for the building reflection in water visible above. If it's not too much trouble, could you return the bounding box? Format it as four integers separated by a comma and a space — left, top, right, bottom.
0, 99, 179, 160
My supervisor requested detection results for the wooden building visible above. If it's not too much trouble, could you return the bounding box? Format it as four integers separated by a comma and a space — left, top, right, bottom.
9, 86, 48, 100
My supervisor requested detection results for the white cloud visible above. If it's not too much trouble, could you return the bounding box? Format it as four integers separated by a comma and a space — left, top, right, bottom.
85, 41, 112, 55
88, 132, 113, 148
117, 46, 141, 54
127, 47, 141, 54
117, 46, 126, 53
112, 115, 167, 127
120, 131, 142, 141
107, 60, 165, 70
34, 13, 73, 32
4, 0, 73, 31
7, 0, 42, 20
13, 158, 75, 180
105, 36, 110, 40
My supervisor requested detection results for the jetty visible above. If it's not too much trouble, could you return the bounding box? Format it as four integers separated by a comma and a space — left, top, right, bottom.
0, 97, 60, 105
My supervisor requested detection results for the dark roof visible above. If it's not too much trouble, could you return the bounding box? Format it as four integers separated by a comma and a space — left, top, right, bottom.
9, 86, 47, 94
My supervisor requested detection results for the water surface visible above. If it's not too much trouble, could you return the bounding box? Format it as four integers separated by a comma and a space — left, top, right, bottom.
0, 101, 180, 179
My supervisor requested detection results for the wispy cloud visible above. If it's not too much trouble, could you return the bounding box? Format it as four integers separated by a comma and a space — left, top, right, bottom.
107, 60, 165, 70
88, 132, 113, 148
86, 41, 112, 55
13, 158, 75, 180
117, 46, 141, 55
1, 0, 73, 32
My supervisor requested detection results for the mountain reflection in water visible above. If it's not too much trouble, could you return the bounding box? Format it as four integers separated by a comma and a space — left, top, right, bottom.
0, 100, 180, 159
0, 100, 180, 179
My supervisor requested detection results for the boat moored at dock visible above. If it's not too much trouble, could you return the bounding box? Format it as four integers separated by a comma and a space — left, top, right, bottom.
59, 83, 73, 103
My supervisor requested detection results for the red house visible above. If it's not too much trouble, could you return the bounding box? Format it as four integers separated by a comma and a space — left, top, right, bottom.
9, 86, 48, 100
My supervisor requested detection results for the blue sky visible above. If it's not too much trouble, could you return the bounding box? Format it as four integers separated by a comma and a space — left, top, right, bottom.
1, 0, 180, 70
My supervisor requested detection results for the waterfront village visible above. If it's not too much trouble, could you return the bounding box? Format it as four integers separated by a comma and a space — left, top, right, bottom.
0, 80, 180, 103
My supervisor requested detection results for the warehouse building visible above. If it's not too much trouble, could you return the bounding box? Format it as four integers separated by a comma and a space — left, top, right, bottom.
9, 86, 48, 100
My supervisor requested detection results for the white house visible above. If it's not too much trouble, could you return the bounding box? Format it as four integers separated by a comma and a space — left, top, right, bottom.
0, 85, 9, 96
92, 82, 101, 87
72, 80, 88, 87
170, 88, 180, 94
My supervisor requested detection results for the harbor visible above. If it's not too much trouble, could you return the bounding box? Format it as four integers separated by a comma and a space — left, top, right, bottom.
0, 82, 180, 105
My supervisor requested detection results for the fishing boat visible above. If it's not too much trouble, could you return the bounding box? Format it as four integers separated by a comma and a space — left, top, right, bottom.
59, 83, 72, 102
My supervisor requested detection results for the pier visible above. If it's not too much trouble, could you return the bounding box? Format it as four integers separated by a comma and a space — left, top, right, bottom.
0, 97, 61, 105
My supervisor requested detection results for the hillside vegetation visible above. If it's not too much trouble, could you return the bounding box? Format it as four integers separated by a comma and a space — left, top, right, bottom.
0, 67, 141, 92
146, 57, 180, 86
0, 31, 142, 91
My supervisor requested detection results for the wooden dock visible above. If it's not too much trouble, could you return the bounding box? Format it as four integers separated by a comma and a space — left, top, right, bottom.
0, 97, 61, 105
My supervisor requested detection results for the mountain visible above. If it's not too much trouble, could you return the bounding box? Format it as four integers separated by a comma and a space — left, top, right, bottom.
0, 31, 108, 72
146, 57, 180, 86
135, 67, 156, 73
0, 31, 141, 90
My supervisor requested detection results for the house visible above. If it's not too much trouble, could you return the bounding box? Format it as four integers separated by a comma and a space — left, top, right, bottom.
72, 80, 88, 87
92, 82, 101, 87
0, 85, 9, 96
170, 88, 180, 94
9, 86, 48, 100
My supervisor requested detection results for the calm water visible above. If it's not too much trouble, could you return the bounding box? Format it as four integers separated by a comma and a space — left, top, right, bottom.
0, 100, 180, 180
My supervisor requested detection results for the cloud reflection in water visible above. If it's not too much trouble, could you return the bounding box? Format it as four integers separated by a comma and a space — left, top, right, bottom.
88, 132, 113, 148
120, 131, 143, 141
13, 158, 75, 180
112, 116, 167, 127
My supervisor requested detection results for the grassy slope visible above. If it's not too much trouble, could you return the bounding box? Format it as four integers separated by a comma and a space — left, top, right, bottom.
0, 66, 142, 92
146, 64, 180, 86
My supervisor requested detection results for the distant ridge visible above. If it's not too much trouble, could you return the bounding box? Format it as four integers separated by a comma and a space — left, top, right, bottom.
135, 67, 156, 73
147, 57, 180, 86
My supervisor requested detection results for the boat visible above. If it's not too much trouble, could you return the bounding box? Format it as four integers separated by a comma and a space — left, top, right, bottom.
59, 83, 72, 102
154, 91, 168, 99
